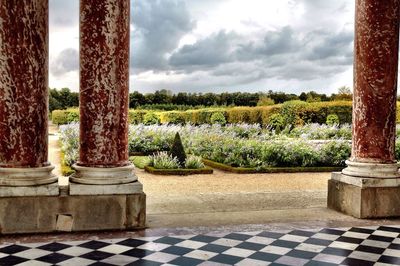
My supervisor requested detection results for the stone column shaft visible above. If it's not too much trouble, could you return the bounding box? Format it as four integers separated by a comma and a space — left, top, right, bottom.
0, 0, 56, 186
71, 0, 136, 185
343, 0, 400, 178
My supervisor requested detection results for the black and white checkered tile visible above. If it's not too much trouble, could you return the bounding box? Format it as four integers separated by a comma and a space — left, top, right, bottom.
1, 225, 400, 265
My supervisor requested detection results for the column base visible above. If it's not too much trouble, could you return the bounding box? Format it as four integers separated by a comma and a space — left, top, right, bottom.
342, 160, 400, 178
69, 181, 143, 196
70, 164, 137, 185
0, 192, 146, 234
328, 172, 400, 218
0, 166, 58, 186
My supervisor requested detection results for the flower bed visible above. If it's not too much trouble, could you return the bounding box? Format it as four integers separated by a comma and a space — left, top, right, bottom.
60, 123, 388, 172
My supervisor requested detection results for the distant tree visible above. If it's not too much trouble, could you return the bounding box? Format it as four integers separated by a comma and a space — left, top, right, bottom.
334, 86, 353, 101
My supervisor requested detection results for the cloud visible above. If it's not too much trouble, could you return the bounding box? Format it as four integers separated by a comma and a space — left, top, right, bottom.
49, 0, 79, 28
169, 31, 239, 68
131, 0, 195, 71
50, 48, 79, 77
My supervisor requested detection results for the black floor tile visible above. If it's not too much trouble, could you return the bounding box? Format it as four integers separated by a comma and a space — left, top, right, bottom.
79, 240, 110, 250
117, 239, 148, 248
189, 235, 219, 243
0, 244, 29, 254
249, 251, 281, 262
80, 251, 114, 261
199, 243, 230, 253
168, 256, 203, 266
36, 253, 73, 264
209, 254, 243, 264
0, 255, 28, 266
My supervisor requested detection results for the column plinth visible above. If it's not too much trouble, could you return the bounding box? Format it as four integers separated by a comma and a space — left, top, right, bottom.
329, 0, 400, 218
70, 165, 137, 185
71, 0, 138, 189
0, 1, 56, 187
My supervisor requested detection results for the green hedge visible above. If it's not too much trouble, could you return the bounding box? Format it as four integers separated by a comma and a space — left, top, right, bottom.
52, 108, 79, 125
53, 101, 354, 126
202, 159, 344, 174
144, 165, 213, 175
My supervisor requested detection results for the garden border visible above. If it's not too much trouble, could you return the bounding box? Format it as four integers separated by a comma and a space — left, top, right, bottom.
144, 165, 213, 175
202, 159, 344, 173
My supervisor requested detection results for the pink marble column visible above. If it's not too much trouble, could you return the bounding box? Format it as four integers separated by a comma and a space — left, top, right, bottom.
0, 0, 56, 186
343, 0, 400, 178
71, 0, 136, 185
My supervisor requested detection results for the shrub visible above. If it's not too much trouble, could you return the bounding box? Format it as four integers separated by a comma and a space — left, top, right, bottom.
185, 155, 205, 169
129, 110, 148, 124
170, 132, 187, 167
210, 112, 226, 125
143, 112, 160, 125
320, 140, 351, 166
149, 152, 180, 169
161, 111, 187, 124
326, 114, 340, 126
52, 110, 69, 125
257, 96, 275, 106
66, 109, 79, 123
268, 113, 285, 132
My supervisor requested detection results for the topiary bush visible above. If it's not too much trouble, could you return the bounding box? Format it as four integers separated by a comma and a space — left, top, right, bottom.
210, 112, 226, 125
128, 110, 148, 124
52, 110, 69, 125
326, 114, 340, 125
170, 132, 187, 167
143, 112, 160, 125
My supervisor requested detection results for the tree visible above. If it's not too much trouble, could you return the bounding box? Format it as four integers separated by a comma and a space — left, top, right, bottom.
334, 86, 352, 101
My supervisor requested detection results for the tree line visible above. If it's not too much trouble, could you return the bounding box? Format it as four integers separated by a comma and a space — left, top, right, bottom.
49, 87, 353, 112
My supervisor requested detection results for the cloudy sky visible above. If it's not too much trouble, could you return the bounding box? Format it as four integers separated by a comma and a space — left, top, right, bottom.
49, 0, 355, 95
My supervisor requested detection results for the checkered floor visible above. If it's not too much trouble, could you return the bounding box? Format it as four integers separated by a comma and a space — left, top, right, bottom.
1, 225, 400, 265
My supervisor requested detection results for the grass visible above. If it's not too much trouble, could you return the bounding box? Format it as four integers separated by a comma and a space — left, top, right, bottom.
130, 156, 151, 169
60, 150, 75, 176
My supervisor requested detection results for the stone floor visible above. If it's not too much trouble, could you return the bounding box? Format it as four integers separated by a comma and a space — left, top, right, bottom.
1, 224, 400, 265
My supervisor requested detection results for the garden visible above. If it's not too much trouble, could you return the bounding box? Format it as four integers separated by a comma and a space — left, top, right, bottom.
57, 100, 400, 175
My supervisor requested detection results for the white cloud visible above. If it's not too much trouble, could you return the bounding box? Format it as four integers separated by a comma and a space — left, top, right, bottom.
49, 0, 355, 94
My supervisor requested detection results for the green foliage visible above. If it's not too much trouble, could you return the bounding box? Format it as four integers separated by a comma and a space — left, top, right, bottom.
128, 110, 148, 124
257, 96, 275, 106
52, 109, 79, 125
149, 152, 181, 169
52, 110, 69, 125
210, 112, 227, 125
143, 112, 160, 125
184, 155, 205, 169
49, 88, 79, 112
268, 113, 285, 131
130, 156, 150, 169
161, 111, 187, 124
320, 140, 351, 166
326, 114, 340, 126
170, 132, 187, 167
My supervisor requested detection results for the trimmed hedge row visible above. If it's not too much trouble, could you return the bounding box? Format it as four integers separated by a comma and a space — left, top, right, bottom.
144, 165, 213, 175
202, 159, 344, 174
52, 108, 79, 125
52, 101, 354, 126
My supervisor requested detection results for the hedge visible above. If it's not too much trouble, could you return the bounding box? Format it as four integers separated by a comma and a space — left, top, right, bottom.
144, 165, 213, 175
52, 108, 79, 125
52, 101, 356, 126
202, 159, 344, 174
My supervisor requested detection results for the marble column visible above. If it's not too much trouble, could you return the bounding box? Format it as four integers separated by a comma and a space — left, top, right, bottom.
0, 0, 56, 186
342, 0, 400, 178
70, 0, 136, 186
328, 0, 400, 218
